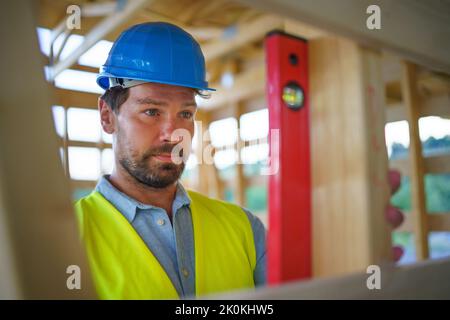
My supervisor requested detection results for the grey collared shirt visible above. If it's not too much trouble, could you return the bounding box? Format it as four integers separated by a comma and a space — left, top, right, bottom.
95, 175, 267, 297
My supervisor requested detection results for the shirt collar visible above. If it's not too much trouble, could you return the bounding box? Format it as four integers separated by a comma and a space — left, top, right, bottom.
95, 175, 191, 223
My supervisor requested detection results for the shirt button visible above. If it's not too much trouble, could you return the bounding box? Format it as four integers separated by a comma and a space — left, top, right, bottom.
157, 219, 165, 226
182, 268, 189, 278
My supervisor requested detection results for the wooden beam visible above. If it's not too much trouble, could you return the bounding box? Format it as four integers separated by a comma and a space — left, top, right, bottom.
283, 18, 327, 39
205, 65, 450, 122
47, 0, 152, 80
193, 110, 223, 199
386, 94, 450, 122
310, 37, 392, 277
419, 72, 450, 96
390, 154, 450, 176
239, 0, 450, 74
176, 0, 209, 24
70, 64, 100, 74
428, 214, 450, 232
213, 257, 450, 299
201, 64, 265, 110
401, 61, 429, 260
385, 81, 402, 103
227, 60, 247, 207
138, 8, 224, 41
68, 141, 112, 149
397, 213, 450, 233
202, 15, 283, 62
53, 88, 99, 108
385, 70, 450, 96
71, 180, 98, 190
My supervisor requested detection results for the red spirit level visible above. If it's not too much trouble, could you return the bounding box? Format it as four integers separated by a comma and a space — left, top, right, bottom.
265, 30, 311, 284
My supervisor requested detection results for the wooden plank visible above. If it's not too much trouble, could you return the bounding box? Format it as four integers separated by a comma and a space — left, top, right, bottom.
397, 213, 450, 233
213, 257, 450, 299
0, 0, 94, 299
53, 88, 99, 108
71, 180, 98, 190
401, 61, 429, 260
239, 0, 450, 74
205, 77, 450, 121
235, 105, 246, 206
283, 18, 328, 39
310, 37, 392, 277
419, 72, 450, 96
386, 94, 450, 122
429, 214, 450, 232
70, 64, 100, 74
228, 60, 246, 207
62, 105, 69, 177
390, 154, 450, 176
201, 64, 265, 110
385, 81, 402, 103
67, 140, 112, 149
202, 15, 283, 62
193, 110, 223, 199
138, 7, 225, 41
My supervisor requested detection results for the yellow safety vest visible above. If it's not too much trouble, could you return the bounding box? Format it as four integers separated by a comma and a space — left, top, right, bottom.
75, 190, 256, 299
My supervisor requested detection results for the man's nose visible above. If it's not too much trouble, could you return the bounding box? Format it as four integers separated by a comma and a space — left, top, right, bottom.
159, 116, 182, 143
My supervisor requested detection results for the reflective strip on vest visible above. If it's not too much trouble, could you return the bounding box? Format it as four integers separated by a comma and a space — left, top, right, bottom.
75, 190, 256, 299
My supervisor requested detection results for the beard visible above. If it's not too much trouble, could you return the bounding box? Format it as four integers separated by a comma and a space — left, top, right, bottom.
118, 143, 186, 189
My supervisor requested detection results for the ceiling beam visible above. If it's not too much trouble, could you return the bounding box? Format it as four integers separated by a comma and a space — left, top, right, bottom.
47, 0, 152, 81
137, 9, 224, 41
390, 154, 450, 177
386, 94, 450, 122
53, 88, 99, 108
239, 0, 450, 74
396, 213, 450, 233
200, 64, 265, 110
202, 15, 283, 62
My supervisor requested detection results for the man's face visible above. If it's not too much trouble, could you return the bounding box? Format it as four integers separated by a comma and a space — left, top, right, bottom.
110, 82, 196, 188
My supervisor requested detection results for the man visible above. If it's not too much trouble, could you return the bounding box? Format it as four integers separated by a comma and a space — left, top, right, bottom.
75, 21, 404, 300
75, 22, 266, 299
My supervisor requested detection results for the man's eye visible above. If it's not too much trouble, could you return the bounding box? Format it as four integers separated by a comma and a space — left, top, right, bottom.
145, 109, 159, 116
181, 111, 193, 119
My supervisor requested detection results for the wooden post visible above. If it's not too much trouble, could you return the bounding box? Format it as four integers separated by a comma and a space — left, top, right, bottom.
310, 37, 392, 277
227, 59, 247, 207
401, 61, 429, 260
195, 110, 223, 198
235, 102, 247, 206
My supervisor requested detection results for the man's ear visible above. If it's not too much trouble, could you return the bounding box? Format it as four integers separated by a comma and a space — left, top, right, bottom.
98, 98, 116, 134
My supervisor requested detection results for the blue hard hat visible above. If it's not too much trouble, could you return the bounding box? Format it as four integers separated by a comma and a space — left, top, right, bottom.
97, 22, 215, 91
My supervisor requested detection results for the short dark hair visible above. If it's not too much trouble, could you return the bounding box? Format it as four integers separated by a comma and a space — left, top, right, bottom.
100, 86, 130, 113
99, 85, 210, 113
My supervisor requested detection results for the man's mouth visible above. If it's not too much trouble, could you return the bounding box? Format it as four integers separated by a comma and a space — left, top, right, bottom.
153, 153, 174, 163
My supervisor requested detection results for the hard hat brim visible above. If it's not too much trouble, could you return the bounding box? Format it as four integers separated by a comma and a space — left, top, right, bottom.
97, 73, 216, 92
